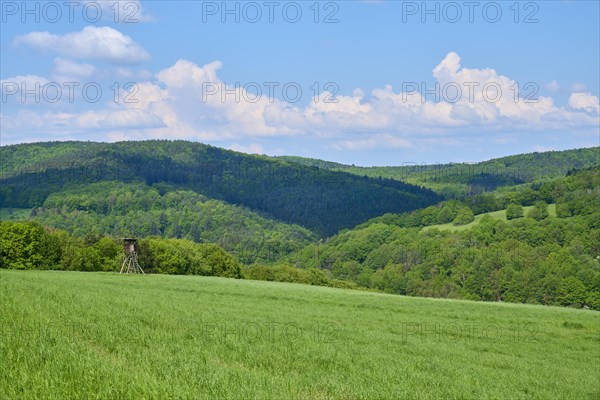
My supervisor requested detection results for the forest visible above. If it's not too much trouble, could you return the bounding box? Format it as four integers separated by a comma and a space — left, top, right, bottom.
281, 147, 599, 197
0, 141, 441, 236
281, 167, 600, 308
28, 182, 316, 264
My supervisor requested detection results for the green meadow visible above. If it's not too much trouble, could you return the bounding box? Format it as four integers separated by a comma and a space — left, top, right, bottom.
421, 204, 557, 232
1, 269, 598, 399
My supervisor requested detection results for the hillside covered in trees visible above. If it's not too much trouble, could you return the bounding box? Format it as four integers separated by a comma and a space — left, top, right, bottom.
0, 141, 441, 236
280, 147, 599, 197
282, 167, 600, 309
29, 182, 315, 264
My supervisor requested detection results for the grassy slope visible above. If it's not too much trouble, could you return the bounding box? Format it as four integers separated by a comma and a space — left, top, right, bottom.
421, 204, 557, 232
1, 269, 598, 399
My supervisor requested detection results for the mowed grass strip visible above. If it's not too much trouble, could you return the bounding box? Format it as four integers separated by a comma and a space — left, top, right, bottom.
1, 269, 598, 399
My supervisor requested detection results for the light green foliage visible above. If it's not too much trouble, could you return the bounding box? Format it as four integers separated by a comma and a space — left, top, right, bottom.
0, 221, 242, 279
527, 201, 550, 221
287, 210, 600, 309
366, 166, 597, 233
0, 221, 60, 269
420, 205, 440, 225
130, 238, 242, 278
506, 203, 524, 220
436, 200, 462, 224
452, 207, 475, 226
422, 204, 557, 233
32, 182, 316, 264
94, 237, 122, 271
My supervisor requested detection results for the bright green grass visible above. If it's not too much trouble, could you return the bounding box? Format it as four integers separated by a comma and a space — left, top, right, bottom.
422, 204, 557, 232
1, 269, 598, 399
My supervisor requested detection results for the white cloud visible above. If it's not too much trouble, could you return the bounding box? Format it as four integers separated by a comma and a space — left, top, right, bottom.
139, 59, 297, 139
156, 59, 222, 87
432, 51, 462, 83
1, 74, 49, 87
2, 52, 599, 148
14, 27, 150, 64
52, 58, 96, 81
568, 92, 600, 114
1, 75, 49, 104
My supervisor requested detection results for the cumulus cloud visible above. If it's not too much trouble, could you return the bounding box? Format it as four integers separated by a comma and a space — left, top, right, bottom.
568, 92, 600, 114
1, 74, 49, 88
14, 26, 150, 64
52, 58, 96, 81
156, 59, 222, 88
134, 59, 298, 139
1, 75, 50, 104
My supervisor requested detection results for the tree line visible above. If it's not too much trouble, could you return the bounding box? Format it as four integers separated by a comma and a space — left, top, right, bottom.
0, 220, 359, 292
0, 221, 242, 277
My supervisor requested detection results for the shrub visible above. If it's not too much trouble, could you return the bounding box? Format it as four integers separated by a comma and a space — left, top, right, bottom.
506, 203, 524, 220
527, 201, 549, 221
453, 208, 475, 226
0, 221, 60, 270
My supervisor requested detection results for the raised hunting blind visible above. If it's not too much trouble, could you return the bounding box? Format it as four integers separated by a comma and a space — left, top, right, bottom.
120, 238, 144, 274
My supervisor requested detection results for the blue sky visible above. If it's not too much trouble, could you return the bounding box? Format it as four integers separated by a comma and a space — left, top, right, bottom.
1, 0, 599, 165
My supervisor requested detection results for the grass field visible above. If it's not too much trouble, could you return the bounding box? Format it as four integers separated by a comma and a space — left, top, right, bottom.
1, 269, 598, 399
421, 204, 557, 232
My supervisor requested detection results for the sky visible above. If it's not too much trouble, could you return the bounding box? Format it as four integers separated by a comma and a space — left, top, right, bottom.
1, 0, 599, 165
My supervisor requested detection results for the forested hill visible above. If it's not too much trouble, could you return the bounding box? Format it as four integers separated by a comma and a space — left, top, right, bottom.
0, 141, 441, 236
279, 147, 600, 197
283, 166, 600, 309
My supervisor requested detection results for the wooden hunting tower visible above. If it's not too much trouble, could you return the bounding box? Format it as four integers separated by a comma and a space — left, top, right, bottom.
120, 238, 144, 274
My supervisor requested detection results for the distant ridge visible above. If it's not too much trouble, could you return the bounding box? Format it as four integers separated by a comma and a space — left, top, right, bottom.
279, 147, 600, 196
